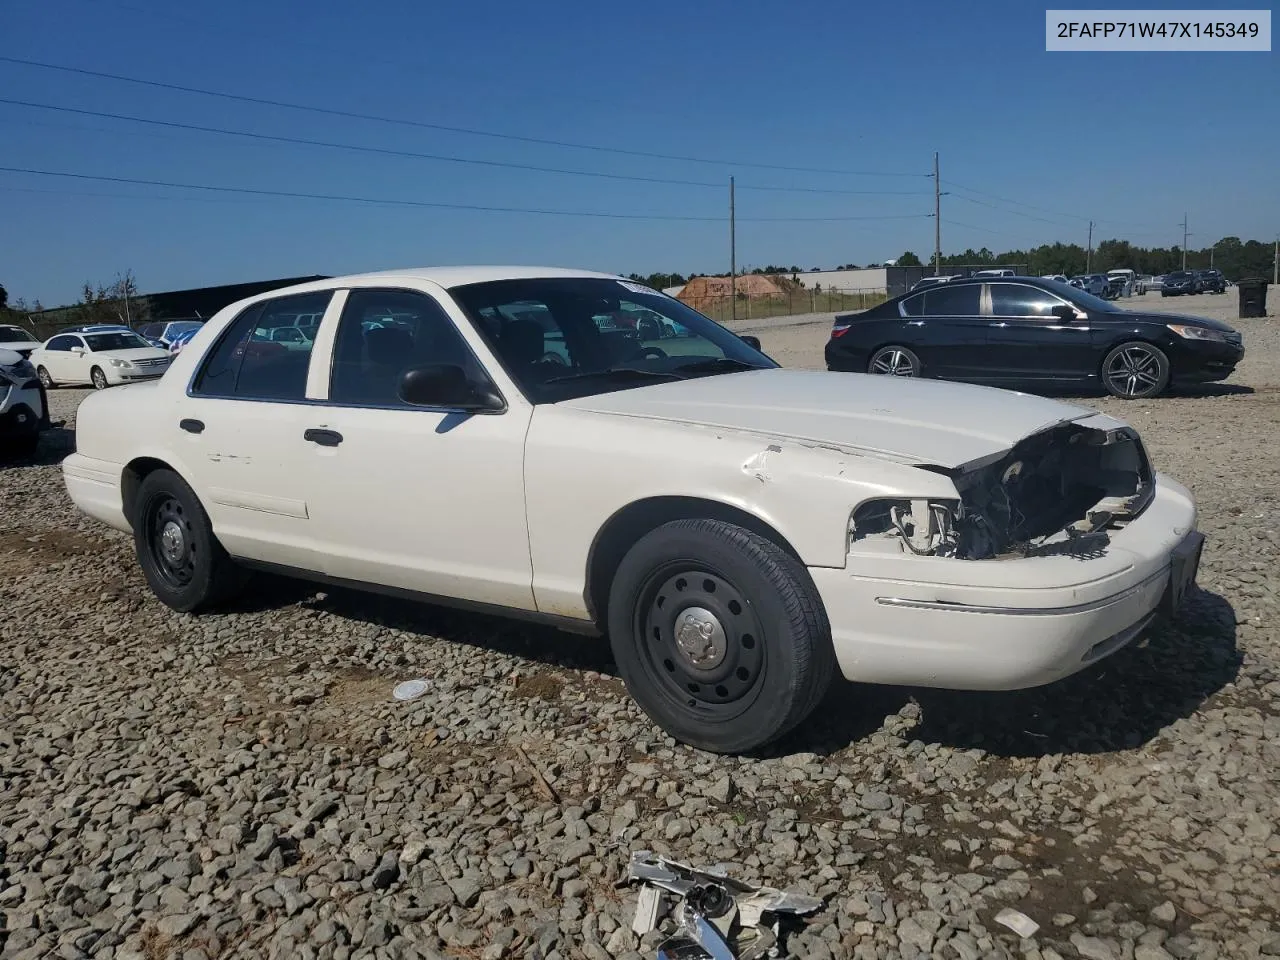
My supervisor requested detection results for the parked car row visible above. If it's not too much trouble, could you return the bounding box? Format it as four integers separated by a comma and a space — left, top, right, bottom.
1162, 269, 1227, 296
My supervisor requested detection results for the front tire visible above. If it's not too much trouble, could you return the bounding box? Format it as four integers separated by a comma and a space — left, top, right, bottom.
1102, 341, 1170, 399
37, 366, 55, 389
868, 345, 922, 378
91, 367, 109, 390
133, 469, 248, 612
607, 519, 835, 754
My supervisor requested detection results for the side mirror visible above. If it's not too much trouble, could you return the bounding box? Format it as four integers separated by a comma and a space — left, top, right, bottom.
398, 364, 504, 412
740, 334, 762, 351
70, 346, 86, 355
1051, 305, 1078, 322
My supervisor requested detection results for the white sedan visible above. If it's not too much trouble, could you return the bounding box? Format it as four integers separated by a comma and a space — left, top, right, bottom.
62, 266, 1203, 753
32, 329, 172, 390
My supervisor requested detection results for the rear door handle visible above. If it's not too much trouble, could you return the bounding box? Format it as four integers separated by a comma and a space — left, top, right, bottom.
179, 418, 204, 434
304, 428, 343, 447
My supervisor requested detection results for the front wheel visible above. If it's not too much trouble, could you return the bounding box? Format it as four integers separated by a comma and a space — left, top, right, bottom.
37, 366, 55, 389
133, 469, 249, 612
1102, 341, 1170, 399
607, 519, 835, 754
868, 345, 921, 378
91, 367, 109, 390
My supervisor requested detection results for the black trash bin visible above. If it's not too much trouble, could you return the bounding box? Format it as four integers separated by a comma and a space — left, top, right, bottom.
1237, 277, 1269, 319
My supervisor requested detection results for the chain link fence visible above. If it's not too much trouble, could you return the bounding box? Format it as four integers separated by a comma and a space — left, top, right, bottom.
681, 288, 887, 325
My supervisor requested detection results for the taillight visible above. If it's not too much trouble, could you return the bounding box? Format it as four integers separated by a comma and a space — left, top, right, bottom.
830, 322, 852, 339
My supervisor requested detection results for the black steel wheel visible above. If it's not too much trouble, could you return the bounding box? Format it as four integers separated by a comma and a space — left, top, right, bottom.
1102, 341, 1170, 399
636, 566, 766, 715
607, 518, 835, 754
91, 366, 108, 390
868, 345, 921, 377
133, 468, 248, 612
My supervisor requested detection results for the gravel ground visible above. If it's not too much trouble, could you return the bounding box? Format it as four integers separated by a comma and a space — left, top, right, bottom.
2, 288, 1278, 960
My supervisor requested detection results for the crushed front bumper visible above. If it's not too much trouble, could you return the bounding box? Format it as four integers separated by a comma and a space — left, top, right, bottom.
810, 473, 1200, 691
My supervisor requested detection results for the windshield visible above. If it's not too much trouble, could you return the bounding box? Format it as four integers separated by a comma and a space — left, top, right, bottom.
0, 325, 37, 343
449, 277, 776, 402
84, 332, 152, 351
166, 321, 204, 336
1043, 279, 1121, 313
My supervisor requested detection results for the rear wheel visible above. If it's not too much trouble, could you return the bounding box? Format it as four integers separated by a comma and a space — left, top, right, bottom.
1102, 341, 1170, 399
133, 469, 248, 612
868, 345, 921, 378
607, 518, 835, 754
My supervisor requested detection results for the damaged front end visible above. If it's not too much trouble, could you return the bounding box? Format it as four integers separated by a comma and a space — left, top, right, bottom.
849, 420, 1154, 560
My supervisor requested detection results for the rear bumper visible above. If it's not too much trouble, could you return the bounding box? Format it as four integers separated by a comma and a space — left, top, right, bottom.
809, 474, 1199, 691
62, 453, 131, 533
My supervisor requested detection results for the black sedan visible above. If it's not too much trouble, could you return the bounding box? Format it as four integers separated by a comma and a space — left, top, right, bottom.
1161, 271, 1198, 296
1195, 269, 1227, 294
824, 276, 1244, 399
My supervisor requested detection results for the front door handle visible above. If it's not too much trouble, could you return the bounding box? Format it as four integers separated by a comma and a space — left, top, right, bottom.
179, 418, 204, 434
304, 428, 343, 447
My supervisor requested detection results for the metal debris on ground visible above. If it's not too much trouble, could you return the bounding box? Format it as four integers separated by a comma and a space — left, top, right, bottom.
619, 850, 823, 959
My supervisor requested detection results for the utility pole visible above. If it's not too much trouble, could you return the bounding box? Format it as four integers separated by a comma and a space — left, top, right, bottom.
933, 152, 941, 276
1180, 214, 1189, 270
729, 176, 736, 324
1273, 235, 1278, 286
1086, 221, 1093, 272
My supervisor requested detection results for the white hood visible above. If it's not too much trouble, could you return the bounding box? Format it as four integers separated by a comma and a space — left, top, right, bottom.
559, 369, 1097, 469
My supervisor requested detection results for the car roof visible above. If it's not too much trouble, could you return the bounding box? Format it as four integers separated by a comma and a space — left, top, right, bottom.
271, 265, 628, 295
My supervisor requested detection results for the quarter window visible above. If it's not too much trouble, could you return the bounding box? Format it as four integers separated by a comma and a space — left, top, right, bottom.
899, 293, 924, 317
329, 289, 485, 406
193, 292, 331, 400
990, 284, 1067, 318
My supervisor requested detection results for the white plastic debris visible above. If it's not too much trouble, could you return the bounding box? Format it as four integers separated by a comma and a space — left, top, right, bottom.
392, 678, 429, 701
994, 907, 1040, 938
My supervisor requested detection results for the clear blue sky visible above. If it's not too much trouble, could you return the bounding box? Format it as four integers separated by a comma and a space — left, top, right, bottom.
2, 0, 1276, 305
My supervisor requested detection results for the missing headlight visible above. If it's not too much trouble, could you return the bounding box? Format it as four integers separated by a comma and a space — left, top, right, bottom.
850, 498, 964, 557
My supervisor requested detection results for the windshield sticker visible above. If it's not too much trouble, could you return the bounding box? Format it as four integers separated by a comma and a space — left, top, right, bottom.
617, 280, 662, 297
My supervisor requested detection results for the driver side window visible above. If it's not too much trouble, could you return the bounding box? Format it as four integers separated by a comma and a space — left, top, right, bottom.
328, 289, 486, 407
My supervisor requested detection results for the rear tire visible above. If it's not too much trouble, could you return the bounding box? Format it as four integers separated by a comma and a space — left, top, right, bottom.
607, 518, 835, 754
133, 468, 249, 612
868, 345, 922, 378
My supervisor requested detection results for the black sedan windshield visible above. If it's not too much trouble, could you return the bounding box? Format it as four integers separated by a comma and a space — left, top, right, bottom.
1043, 279, 1121, 313
450, 277, 776, 402
0, 325, 38, 342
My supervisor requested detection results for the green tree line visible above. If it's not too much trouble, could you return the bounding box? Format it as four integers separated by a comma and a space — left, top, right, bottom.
935, 237, 1276, 279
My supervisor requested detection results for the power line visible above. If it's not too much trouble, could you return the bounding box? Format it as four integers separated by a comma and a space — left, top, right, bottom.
0, 166, 936, 222
948, 192, 1072, 226
0, 56, 931, 178
943, 178, 1160, 229
0, 98, 932, 197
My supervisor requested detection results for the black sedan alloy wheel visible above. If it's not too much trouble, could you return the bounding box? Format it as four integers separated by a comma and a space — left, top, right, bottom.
868, 345, 921, 377
1102, 341, 1170, 399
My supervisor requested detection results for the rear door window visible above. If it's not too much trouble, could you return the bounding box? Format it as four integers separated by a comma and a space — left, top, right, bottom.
193, 292, 332, 400
923, 285, 980, 316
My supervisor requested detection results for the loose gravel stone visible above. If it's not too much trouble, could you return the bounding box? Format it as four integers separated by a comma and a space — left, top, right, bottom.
2, 300, 1278, 959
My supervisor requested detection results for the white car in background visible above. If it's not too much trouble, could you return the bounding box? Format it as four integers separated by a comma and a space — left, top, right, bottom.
31, 329, 172, 390
0, 347, 49, 458
62, 266, 1204, 754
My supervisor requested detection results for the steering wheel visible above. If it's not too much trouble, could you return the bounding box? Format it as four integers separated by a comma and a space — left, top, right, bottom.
639, 345, 668, 360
